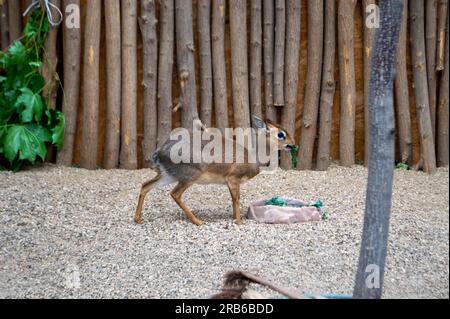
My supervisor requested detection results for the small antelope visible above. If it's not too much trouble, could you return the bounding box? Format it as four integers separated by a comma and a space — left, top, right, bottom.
134, 116, 296, 226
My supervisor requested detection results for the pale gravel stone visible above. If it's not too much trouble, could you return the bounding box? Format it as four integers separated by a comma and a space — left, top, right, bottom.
0, 164, 448, 299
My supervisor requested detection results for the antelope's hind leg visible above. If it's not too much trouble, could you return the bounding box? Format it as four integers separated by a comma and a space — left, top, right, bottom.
170, 181, 203, 226
134, 174, 162, 224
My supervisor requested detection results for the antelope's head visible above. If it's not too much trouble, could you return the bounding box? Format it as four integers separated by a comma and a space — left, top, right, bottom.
252, 115, 296, 152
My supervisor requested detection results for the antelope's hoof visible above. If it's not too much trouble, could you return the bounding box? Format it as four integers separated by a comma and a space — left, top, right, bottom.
193, 220, 204, 226
234, 219, 243, 226
134, 218, 143, 224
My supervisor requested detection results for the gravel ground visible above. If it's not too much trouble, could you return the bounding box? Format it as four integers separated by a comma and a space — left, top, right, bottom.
0, 164, 448, 299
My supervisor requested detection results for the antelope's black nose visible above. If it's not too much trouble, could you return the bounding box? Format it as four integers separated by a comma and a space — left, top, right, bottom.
285, 144, 296, 151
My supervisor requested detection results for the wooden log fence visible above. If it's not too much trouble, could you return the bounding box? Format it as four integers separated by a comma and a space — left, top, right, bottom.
0, 0, 448, 173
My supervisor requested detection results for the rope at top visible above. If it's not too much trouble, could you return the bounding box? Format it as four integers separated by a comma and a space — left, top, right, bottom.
23, 0, 63, 27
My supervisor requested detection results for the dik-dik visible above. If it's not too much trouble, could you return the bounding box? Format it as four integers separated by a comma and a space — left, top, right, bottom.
134, 116, 296, 226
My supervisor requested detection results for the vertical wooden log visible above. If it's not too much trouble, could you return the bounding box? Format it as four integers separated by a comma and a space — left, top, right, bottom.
42, 0, 62, 110
394, 1, 412, 165
211, 0, 229, 131
280, 0, 301, 170
157, 0, 174, 147
273, 0, 285, 107
426, 0, 438, 137
80, 0, 101, 170
409, 0, 437, 173
7, 0, 21, 42
297, 0, 324, 170
229, 0, 250, 128
175, 0, 198, 129
120, 0, 138, 169
57, 0, 82, 166
263, 0, 276, 121
338, 0, 357, 167
250, 0, 263, 118
140, 0, 158, 165
353, 0, 404, 299
363, 0, 376, 166
436, 0, 448, 71
316, 0, 336, 171
437, 24, 449, 166
198, 0, 213, 127
1, 1, 9, 50
103, 0, 122, 169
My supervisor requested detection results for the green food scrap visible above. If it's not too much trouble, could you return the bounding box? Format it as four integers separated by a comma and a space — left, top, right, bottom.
290, 145, 299, 169
265, 196, 288, 207
395, 162, 410, 170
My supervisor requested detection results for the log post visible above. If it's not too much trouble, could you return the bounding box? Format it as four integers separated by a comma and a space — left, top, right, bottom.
273, 0, 285, 107
80, 0, 102, 170
297, 0, 324, 170
316, 0, 336, 171
7, 0, 21, 42
409, 0, 437, 173
263, 0, 276, 121
120, 0, 138, 169
425, 0, 438, 137
42, 0, 62, 110
198, 0, 213, 127
175, 0, 198, 129
157, 0, 174, 147
437, 24, 449, 166
140, 0, 158, 165
103, 0, 122, 169
211, 0, 229, 132
436, 0, 448, 71
57, 0, 82, 166
229, 0, 250, 128
338, 0, 357, 167
394, 1, 412, 165
280, 0, 301, 170
250, 0, 263, 119
1, 1, 9, 50
363, 0, 376, 166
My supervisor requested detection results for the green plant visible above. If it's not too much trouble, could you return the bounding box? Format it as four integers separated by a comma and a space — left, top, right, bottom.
0, 10, 64, 172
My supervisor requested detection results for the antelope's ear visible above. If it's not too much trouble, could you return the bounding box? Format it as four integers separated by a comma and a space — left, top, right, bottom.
252, 115, 268, 131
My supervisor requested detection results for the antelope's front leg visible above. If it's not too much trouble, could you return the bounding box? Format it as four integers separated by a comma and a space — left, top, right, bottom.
227, 180, 242, 225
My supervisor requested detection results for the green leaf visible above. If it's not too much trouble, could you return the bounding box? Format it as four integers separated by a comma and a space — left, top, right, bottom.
27, 124, 52, 143
0, 125, 7, 153
29, 74, 46, 93
15, 87, 45, 123
4, 42, 28, 68
0, 97, 16, 124
51, 111, 65, 150
28, 61, 42, 69
3, 124, 48, 163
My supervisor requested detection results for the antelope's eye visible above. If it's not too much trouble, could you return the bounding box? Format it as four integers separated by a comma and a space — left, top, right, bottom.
277, 132, 286, 140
